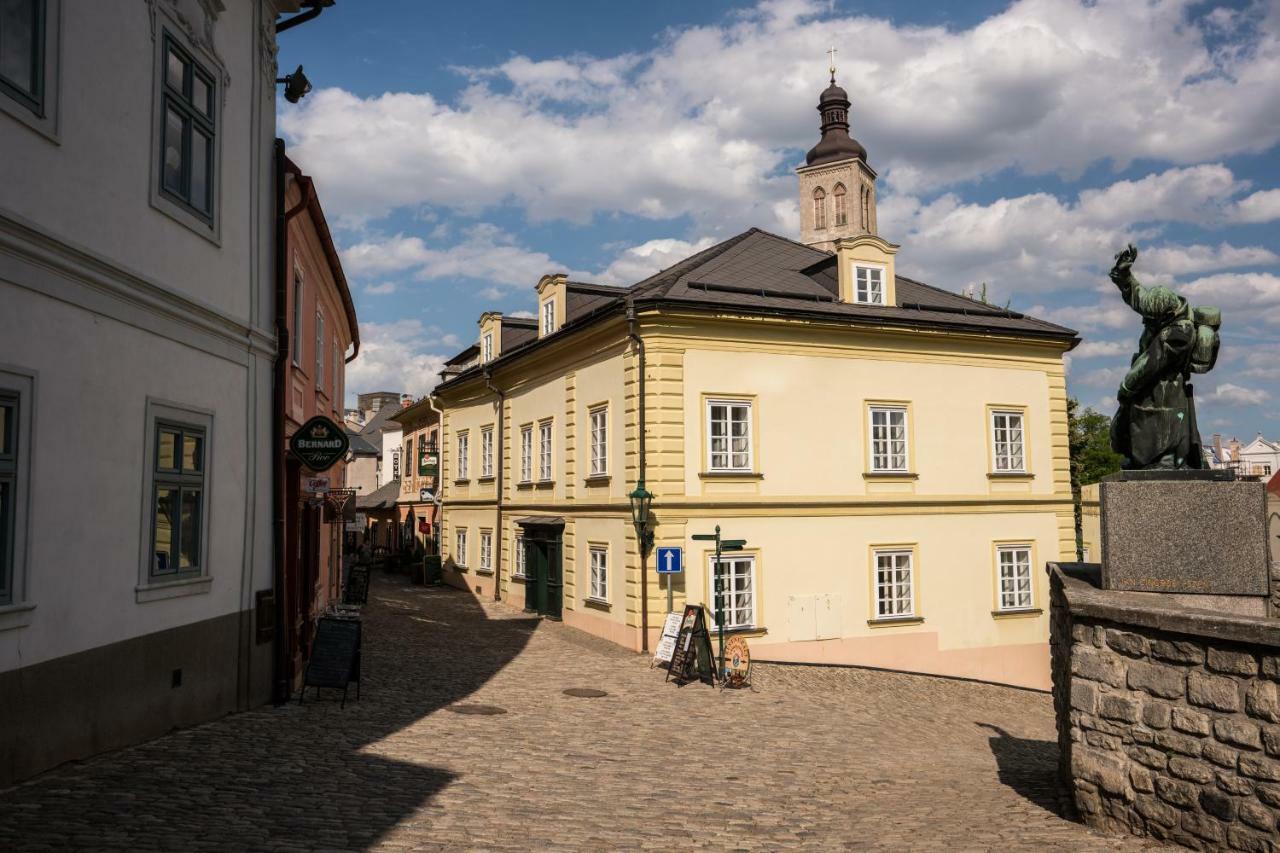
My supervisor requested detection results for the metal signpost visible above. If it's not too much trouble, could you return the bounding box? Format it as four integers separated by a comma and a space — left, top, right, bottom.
655, 546, 683, 613
692, 526, 746, 683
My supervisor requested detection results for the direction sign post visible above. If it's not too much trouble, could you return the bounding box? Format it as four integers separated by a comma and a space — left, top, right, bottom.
691, 525, 748, 683
655, 546, 683, 613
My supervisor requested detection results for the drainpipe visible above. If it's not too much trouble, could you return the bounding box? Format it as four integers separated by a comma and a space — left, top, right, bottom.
626, 298, 649, 654
271, 138, 290, 705
483, 369, 505, 602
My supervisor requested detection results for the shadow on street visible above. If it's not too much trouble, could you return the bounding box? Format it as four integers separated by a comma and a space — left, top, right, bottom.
976, 721, 1074, 819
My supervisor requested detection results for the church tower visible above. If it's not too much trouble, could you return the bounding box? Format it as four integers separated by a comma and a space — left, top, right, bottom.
797, 61, 877, 252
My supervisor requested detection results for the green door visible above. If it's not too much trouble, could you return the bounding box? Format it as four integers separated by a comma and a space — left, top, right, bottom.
522, 528, 564, 619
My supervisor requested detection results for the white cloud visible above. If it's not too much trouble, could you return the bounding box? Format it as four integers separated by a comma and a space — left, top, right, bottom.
1180, 272, 1280, 326
281, 0, 1280, 230
1207, 383, 1271, 406
597, 237, 717, 285
363, 282, 398, 295
1072, 340, 1130, 359
1074, 365, 1126, 389
344, 320, 449, 404
1140, 243, 1280, 277
1229, 189, 1280, 224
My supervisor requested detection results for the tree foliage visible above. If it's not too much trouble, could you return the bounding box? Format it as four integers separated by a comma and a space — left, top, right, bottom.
1068, 397, 1124, 487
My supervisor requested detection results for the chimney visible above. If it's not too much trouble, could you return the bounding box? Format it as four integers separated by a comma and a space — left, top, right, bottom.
401, 394, 413, 408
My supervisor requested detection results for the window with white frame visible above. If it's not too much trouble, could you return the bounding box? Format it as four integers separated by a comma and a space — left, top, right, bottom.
541, 299, 556, 336
454, 528, 468, 567
589, 406, 607, 476
991, 410, 1026, 472
709, 554, 755, 629
514, 534, 527, 577
480, 426, 494, 478
707, 399, 751, 472
482, 332, 493, 363
291, 266, 303, 367
874, 549, 914, 618
869, 405, 909, 472
479, 530, 492, 573
332, 336, 340, 407
456, 432, 469, 480
854, 265, 884, 305
538, 420, 552, 481
589, 545, 608, 600
314, 310, 324, 389
996, 545, 1033, 611
520, 425, 532, 482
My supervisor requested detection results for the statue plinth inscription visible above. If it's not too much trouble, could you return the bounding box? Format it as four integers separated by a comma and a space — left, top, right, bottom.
1099, 471, 1269, 596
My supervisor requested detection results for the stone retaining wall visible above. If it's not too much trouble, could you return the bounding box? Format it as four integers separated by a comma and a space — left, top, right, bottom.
1050, 563, 1280, 850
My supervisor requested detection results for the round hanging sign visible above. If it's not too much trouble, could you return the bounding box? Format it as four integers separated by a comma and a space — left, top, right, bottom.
724, 635, 751, 688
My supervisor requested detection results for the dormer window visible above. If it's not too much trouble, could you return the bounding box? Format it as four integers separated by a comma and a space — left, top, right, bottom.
541, 298, 556, 336
812, 187, 827, 230
855, 265, 884, 305
482, 332, 493, 363
833, 183, 847, 226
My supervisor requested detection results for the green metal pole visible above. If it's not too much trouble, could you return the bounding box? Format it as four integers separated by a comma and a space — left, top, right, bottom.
715, 524, 725, 683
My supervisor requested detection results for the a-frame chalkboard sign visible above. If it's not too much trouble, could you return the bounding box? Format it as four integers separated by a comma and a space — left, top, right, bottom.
666, 604, 715, 686
301, 616, 362, 707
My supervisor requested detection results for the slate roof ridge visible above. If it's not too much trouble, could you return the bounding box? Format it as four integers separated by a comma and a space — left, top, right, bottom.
566, 280, 629, 294
502, 315, 537, 327
628, 229, 762, 298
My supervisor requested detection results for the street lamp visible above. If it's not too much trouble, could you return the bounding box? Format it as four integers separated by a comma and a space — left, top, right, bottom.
628, 479, 655, 654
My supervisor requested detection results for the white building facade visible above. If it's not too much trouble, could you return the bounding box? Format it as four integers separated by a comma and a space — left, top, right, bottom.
0, 0, 297, 785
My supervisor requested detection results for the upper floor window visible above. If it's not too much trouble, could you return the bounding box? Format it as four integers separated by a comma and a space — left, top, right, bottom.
538, 420, 553, 481
291, 267, 303, 367
404, 438, 413, 483
812, 187, 827, 230
456, 431, 469, 480
589, 406, 607, 476
996, 545, 1033, 612
159, 34, 216, 220
314, 311, 324, 390
332, 336, 340, 408
0, 0, 44, 115
991, 410, 1026, 473
833, 183, 847, 226
541, 299, 556, 336
854, 266, 884, 305
861, 186, 871, 228
707, 399, 751, 472
520, 424, 532, 483
869, 405, 909, 472
480, 425, 494, 478
482, 332, 493, 363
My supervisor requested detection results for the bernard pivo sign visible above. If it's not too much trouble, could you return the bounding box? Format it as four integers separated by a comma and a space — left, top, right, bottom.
289, 416, 349, 471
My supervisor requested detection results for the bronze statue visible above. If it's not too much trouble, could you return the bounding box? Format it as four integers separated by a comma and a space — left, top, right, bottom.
1108, 244, 1221, 470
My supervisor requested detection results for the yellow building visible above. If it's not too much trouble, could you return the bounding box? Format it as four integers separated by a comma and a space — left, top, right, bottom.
432, 76, 1078, 690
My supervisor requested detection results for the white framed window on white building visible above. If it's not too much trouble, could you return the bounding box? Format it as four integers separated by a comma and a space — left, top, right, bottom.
480, 425, 494, 478
706, 399, 752, 472
538, 419, 553, 481
541, 299, 556, 336
589, 406, 607, 476
996, 544, 1034, 612
455, 528, 468, 568
869, 405, 909, 473
514, 534, 527, 577
589, 545, 608, 601
479, 530, 492, 573
873, 549, 915, 619
991, 410, 1026, 473
0, 367, 35, 629
520, 425, 532, 483
854, 265, 885, 305
456, 431, 469, 480
482, 332, 493, 363
709, 554, 755, 629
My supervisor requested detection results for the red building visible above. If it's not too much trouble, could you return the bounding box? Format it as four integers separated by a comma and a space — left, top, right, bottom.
278, 154, 359, 688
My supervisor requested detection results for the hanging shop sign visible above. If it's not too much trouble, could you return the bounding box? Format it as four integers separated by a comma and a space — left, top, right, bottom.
418, 518, 430, 534
304, 477, 329, 494
666, 604, 715, 686
324, 488, 357, 523
418, 444, 439, 477
290, 415, 349, 472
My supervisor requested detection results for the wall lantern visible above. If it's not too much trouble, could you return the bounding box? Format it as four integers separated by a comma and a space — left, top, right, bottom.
627, 479, 655, 556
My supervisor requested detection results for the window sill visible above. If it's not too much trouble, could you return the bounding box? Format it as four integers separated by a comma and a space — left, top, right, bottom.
0, 602, 36, 632
136, 576, 212, 603
864, 471, 918, 480
477, 476, 496, 483
584, 597, 611, 611
988, 472, 1034, 480
474, 568, 495, 577
535, 480, 555, 488
511, 573, 528, 583
584, 474, 610, 484
992, 608, 1042, 620
867, 615, 924, 628
713, 625, 767, 638
452, 565, 469, 573
516, 480, 534, 490
699, 471, 763, 480
453, 479, 470, 485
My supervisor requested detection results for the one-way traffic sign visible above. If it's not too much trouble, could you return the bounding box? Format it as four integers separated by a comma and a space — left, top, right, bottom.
656, 546, 683, 574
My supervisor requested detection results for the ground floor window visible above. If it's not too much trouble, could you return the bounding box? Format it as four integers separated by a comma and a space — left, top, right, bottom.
709, 554, 755, 629
514, 534, 526, 577
479, 530, 492, 572
589, 545, 607, 600
996, 545, 1033, 611
874, 549, 914, 618
455, 528, 467, 568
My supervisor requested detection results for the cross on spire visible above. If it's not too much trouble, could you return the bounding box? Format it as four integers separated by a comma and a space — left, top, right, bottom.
827, 46, 837, 83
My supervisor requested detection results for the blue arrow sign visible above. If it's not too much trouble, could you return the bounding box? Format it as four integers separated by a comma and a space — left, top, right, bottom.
655, 546, 683, 574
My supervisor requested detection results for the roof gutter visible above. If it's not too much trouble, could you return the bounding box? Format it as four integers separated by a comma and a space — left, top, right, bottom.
276, 1, 332, 33
482, 369, 505, 602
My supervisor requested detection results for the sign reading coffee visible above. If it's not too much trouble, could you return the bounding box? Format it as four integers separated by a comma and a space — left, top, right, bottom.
289, 415, 349, 471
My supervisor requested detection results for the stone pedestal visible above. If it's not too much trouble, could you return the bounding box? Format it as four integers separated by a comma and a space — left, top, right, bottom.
1099, 471, 1269, 597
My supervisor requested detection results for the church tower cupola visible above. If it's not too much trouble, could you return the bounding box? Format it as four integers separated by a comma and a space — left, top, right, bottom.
797, 50, 878, 252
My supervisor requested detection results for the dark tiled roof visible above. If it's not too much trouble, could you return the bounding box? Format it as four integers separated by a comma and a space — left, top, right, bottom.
356, 479, 400, 509
436, 228, 1076, 391
501, 316, 537, 353
346, 430, 379, 456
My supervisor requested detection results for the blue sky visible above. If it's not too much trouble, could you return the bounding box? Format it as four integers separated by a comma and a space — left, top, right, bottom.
276, 0, 1280, 441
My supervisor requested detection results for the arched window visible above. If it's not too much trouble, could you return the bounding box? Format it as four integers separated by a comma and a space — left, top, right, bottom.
813, 187, 827, 230
861, 186, 871, 229
833, 183, 847, 226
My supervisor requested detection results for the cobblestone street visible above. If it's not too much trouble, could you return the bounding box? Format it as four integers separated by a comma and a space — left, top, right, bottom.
0, 574, 1163, 851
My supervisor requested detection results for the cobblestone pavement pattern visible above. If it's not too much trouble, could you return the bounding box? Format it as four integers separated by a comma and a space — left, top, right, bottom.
0, 575, 1168, 851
